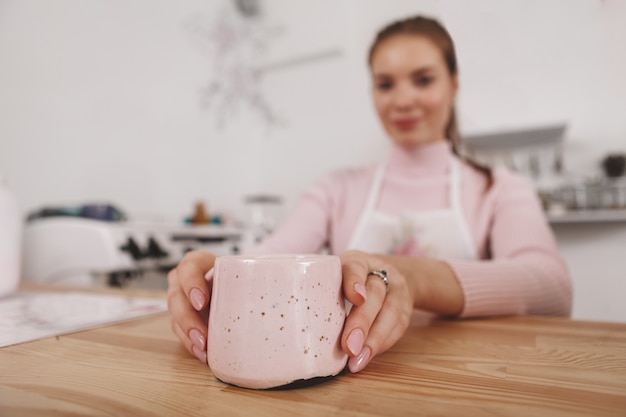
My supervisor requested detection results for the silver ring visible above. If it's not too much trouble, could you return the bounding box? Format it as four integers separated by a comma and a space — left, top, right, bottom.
368, 269, 389, 292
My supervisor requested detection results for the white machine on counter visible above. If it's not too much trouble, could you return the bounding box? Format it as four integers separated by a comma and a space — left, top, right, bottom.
22, 217, 243, 287
0, 176, 22, 297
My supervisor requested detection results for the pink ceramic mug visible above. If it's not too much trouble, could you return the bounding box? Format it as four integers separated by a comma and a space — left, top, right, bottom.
207, 254, 348, 389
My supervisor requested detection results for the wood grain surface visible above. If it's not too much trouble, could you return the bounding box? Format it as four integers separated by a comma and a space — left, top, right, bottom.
1, 290, 625, 417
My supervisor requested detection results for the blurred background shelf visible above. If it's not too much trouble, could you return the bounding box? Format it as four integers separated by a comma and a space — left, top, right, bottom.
547, 209, 626, 224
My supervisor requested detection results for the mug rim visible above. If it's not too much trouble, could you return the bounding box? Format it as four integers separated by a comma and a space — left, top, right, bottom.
217, 254, 338, 263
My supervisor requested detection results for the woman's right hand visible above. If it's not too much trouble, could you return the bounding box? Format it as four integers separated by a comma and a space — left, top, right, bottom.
167, 250, 217, 363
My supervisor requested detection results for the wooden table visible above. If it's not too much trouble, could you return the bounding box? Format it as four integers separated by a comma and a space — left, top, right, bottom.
1, 292, 625, 417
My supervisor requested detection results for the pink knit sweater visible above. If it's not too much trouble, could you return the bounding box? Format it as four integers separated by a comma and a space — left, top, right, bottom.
253, 141, 572, 318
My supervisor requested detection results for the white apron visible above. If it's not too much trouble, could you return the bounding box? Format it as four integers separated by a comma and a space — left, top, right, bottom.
346, 157, 478, 260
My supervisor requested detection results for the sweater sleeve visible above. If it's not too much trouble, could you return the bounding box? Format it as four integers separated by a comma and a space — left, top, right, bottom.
247, 175, 335, 255
448, 169, 572, 318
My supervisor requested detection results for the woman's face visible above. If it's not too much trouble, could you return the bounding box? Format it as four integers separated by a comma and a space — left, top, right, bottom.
370, 34, 457, 148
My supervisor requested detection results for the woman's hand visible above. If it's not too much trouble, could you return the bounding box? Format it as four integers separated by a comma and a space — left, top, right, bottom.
167, 250, 216, 363
167, 249, 454, 371
340, 250, 414, 373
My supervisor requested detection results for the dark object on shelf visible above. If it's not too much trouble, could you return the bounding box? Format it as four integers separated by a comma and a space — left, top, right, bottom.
27, 204, 126, 222
602, 154, 626, 178
146, 237, 169, 259
234, 0, 261, 18
120, 237, 144, 261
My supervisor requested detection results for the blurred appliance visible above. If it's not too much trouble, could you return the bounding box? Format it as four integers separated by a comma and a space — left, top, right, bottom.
243, 194, 283, 244
542, 176, 626, 212
22, 212, 243, 287
0, 176, 22, 297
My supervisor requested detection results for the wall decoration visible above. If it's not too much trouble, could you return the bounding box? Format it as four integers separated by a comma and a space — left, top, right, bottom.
184, 0, 342, 129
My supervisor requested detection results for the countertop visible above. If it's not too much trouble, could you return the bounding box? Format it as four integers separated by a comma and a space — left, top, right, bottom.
1, 287, 625, 416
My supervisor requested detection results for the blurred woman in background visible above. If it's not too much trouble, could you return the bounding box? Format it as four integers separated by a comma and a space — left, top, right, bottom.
167, 15, 572, 373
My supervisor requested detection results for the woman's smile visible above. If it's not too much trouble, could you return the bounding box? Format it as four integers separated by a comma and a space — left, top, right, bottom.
393, 117, 420, 131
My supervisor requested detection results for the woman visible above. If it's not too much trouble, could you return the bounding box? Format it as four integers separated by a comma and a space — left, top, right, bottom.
167, 15, 572, 374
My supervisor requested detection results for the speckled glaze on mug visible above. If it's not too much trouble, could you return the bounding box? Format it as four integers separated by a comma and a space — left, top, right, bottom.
207, 254, 348, 389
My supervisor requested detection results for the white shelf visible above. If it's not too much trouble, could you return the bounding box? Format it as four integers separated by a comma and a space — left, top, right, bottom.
547, 209, 626, 224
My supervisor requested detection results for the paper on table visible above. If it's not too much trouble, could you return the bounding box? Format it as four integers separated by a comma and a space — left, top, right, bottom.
0, 291, 168, 348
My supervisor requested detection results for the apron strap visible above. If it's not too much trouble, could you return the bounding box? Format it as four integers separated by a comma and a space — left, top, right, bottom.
448, 157, 478, 259
449, 158, 462, 209
346, 162, 386, 250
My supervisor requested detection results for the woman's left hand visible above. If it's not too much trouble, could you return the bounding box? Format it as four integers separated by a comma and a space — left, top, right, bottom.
339, 250, 414, 373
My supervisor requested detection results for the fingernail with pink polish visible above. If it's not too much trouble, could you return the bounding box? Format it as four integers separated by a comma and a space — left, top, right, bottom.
192, 344, 207, 363
354, 283, 367, 302
189, 328, 206, 350
190, 288, 205, 311
346, 328, 364, 356
348, 346, 371, 373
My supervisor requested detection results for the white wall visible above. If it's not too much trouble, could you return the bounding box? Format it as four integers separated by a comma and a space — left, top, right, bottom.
2, 0, 625, 221
1, 0, 625, 320
0, 0, 385, 222
553, 224, 626, 322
